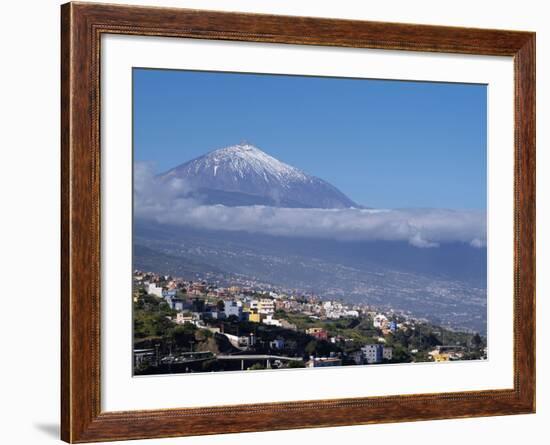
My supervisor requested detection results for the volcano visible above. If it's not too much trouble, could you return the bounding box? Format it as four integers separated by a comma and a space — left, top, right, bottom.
158, 143, 359, 209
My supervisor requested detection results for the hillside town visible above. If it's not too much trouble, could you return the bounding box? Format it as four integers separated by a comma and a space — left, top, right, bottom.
133, 270, 487, 375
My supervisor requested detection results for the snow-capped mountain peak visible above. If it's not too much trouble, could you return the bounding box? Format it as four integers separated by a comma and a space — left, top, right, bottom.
194, 143, 309, 183
159, 143, 358, 209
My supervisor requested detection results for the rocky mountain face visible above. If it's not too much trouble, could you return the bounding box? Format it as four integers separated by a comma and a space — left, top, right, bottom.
158, 143, 359, 208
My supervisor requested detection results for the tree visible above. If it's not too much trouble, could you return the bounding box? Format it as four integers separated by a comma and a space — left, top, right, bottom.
390, 346, 411, 363
171, 324, 197, 348
216, 300, 225, 312
194, 328, 212, 343
133, 316, 147, 339
305, 340, 318, 356
410, 330, 441, 350
226, 315, 239, 323
391, 329, 410, 348
287, 360, 306, 368
471, 333, 483, 349
248, 363, 265, 370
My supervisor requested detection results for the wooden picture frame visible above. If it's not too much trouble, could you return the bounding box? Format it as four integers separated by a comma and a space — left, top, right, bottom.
61, 2, 535, 442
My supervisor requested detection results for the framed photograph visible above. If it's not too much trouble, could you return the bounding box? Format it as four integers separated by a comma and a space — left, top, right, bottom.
61, 2, 535, 442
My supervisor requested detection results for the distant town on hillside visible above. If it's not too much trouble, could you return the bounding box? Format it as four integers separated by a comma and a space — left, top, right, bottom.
133, 270, 487, 375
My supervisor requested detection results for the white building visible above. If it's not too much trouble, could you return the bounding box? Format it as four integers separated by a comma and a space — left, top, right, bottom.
373, 313, 388, 329
306, 356, 342, 368
165, 296, 184, 311
362, 344, 383, 364
224, 300, 243, 320
250, 298, 275, 315
361, 344, 392, 364
262, 314, 282, 327
147, 282, 163, 298
175, 312, 193, 325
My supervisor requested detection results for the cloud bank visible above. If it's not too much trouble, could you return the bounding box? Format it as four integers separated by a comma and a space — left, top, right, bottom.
134, 162, 486, 248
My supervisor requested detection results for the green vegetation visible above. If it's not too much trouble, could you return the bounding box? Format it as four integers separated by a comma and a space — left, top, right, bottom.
134, 292, 177, 342
248, 363, 265, 371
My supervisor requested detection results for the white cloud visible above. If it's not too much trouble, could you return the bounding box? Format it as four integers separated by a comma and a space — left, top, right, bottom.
134, 162, 486, 248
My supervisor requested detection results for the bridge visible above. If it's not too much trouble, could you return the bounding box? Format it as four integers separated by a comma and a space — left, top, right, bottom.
216, 354, 303, 370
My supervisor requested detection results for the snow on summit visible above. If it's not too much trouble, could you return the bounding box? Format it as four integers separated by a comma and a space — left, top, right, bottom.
158, 142, 358, 209
202, 143, 309, 183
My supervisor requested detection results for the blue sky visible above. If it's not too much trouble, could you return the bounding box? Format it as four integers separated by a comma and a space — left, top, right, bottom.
133, 68, 487, 209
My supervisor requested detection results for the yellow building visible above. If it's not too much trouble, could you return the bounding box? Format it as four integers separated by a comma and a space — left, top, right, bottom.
429, 350, 451, 362
248, 311, 261, 323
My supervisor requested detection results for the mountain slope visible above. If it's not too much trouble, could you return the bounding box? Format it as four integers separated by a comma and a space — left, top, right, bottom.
158, 143, 358, 208
134, 221, 487, 334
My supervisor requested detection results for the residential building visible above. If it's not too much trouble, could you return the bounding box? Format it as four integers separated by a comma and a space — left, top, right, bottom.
165, 296, 184, 312
362, 344, 383, 364
175, 312, 193, 324
162, 289, 177, 298
270, 338, 285, 350
224, 300, 243, 320
262, 314, 282, 327
248, 310, 261, 323
345, 309, 360, 318
191, 282, 207, 294
373, 313, 388, 329
429, 345, 464, 362
210, 310, 226, 320
429, 350, 450, 362
250, 298, 275, 315
306, 327, 329, 341
351, 350, 365, 365
147, 282, 163, 298
191, 298, 205, 313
